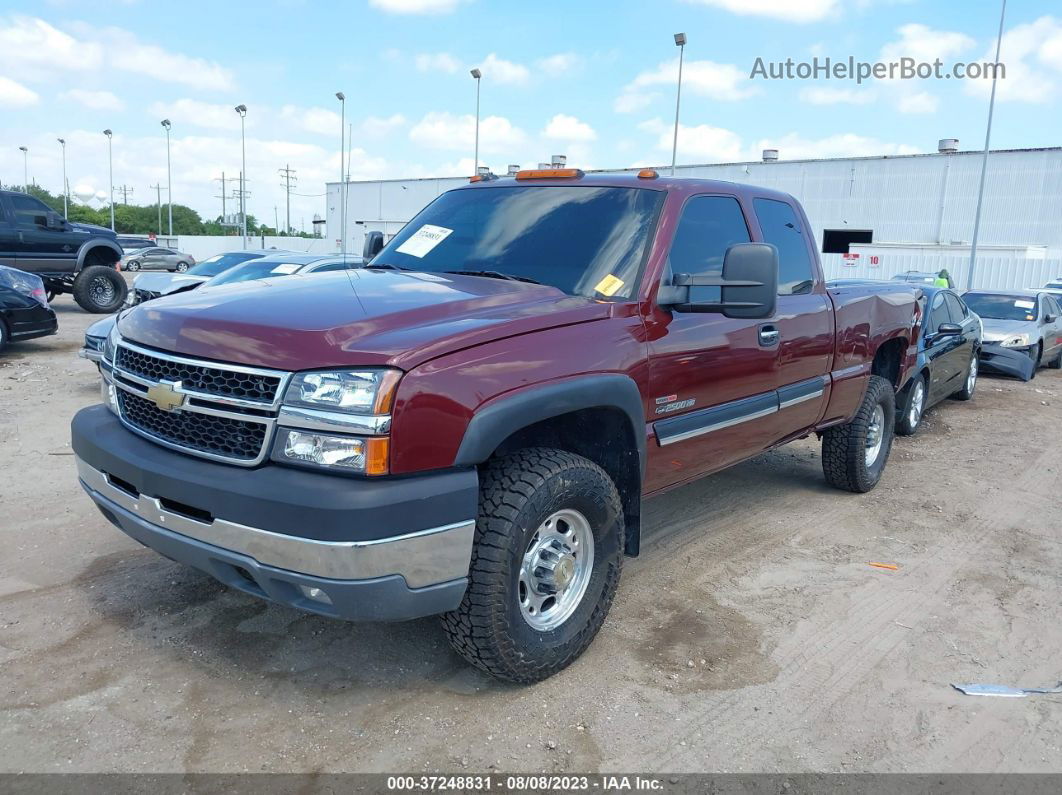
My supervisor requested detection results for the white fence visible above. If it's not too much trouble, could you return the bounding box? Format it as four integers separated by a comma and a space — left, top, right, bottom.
821, 253, 1061, 291
167, 235, 336, 262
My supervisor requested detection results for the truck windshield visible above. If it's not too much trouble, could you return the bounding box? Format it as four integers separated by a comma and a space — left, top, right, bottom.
372, 185, 664, 299
964, 293, 1039, 321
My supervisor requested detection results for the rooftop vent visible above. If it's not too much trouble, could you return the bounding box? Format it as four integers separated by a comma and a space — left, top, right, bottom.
507, 164, 520, 176
551, 154, 567, 168
476, 165, 490, 176
938, 138, 959, 153
762, 149, 779, 162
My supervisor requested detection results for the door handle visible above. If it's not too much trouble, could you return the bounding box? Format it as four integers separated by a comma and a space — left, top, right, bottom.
758, 324, 780, 347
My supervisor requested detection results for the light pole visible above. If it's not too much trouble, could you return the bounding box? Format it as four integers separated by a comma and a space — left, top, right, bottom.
161, 119, 173, 237
336, 91, 346, 257
103, 130, 114, 231
56, 139, 67, 216
671, 32, 687, 176
18, 146, 28, 191
966, 0, 1007, 291
234, 105, 247, 246
470, 68, 482, 175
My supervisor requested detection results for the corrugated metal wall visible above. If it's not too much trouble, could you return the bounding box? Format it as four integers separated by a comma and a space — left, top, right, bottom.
821, 253, 1061, 291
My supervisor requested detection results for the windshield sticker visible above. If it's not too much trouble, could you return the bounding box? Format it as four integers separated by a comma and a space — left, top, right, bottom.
396, 224, 453, 258
1014, 299, 1035, 309
594, 274, 625, 297
271, 263, 300, 274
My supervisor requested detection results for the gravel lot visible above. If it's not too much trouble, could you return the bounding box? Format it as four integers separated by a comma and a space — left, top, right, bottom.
2, 290, 1061, 774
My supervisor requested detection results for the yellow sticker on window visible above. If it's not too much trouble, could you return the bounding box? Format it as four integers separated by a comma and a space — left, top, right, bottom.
594, 274, 625, 297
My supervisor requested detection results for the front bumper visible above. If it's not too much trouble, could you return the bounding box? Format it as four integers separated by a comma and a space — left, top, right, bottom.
72, 405, 478, 621
978, 343, 1037, 382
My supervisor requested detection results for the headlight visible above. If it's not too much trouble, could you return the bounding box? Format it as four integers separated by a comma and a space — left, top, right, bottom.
103, 321, 120, 362
0, 267, 47, 307
283, 369, 400, 415
1000, 334, 1030, 348
274, 429, 389, 475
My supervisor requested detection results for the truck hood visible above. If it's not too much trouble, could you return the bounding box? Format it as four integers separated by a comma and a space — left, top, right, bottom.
70, 221, 116, 237
133, 272, 210, 295
117, 270, 612, 371
980, 318, 1037, 342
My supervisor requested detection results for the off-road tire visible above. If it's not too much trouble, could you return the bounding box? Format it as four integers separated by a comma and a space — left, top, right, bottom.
175, 262, 189, 272
822, 375, 896, 493
895, 373, 926, 436
953, 353, 978, 401
441, 448, 624, 683
73, 265, 127, 314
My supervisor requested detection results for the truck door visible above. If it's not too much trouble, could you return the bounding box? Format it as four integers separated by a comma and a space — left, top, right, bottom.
644, 194, 782, 492
750, 198, 833, 438
0, 195, 17, 268
9, 193, 74, 273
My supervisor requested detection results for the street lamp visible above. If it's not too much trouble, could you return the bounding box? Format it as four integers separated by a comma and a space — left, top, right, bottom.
234, 105, 247, 245
470, 68, 482, 175
671, 32, 687, 176
103, 130, 114, 231
18, 146, 28, 191
336, 91, 346, 257
56, 139, 67, 216
161, 119, 173, 237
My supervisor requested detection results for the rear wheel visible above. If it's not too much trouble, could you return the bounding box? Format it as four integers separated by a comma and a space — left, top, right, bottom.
954, 353, 978, 401
896, 374, 926, 436
821, 375, 896, 493
72, 265, 127, 314
441, 448, 624, 683
126, 260, 141, 271
175, 261, 189, 272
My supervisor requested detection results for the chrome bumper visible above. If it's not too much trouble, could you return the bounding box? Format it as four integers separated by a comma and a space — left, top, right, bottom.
76, 456, 475, 589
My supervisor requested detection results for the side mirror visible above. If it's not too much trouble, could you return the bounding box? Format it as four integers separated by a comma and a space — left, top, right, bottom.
45, 213, 65, 230
1044, 314, 1058, 324
658, 242, 779, 319
363, 230, 384, 260
935, 322, 962, 337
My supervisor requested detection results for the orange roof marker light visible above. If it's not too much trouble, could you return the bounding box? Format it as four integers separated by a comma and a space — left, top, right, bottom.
515, 168, 584, 180
637, 168, 659, 179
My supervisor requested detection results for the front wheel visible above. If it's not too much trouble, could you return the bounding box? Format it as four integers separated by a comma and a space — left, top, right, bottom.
441, 448, 624, 683
821, 375, 896, 493
953, 353, 978, 401
72, 265, 127, 314
175, 261, 189, 272
126, 260, 141, 271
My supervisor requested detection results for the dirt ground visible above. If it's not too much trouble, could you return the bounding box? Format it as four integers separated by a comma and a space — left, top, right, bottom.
2, 290, 1061, 774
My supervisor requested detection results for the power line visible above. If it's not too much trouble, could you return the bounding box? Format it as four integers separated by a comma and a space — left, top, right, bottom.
278, 164, 297, 235
114, 184, 134, 204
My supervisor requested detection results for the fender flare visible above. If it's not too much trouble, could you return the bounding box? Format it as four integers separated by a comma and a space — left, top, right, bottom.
453, 374, 646, 478
76, 240, 122, 271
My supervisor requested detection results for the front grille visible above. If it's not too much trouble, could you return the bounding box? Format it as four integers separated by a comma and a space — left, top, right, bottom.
118, 390, 267, 461
116, 346, 281, 403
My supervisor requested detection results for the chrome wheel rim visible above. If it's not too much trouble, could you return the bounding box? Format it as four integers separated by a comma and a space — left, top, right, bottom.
90, 276, 115, 304
176, 263, 188, 272
909, 381, 924, 428
865, 404, 885, 467
519, 509, 595, 632
966, 357, 977, 393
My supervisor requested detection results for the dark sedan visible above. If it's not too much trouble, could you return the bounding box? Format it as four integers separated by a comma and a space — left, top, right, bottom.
0, 265, 57, 352
894, 286, 981, 435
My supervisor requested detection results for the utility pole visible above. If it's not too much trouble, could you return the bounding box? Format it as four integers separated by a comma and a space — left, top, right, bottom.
278, 164, 296, 235
115, 184, 135, 204
274, 206, 279, 235
150, 183, 163, 236
213, 172, 228, 226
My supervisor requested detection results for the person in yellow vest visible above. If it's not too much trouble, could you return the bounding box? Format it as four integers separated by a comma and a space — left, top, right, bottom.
934, 269, 950, 288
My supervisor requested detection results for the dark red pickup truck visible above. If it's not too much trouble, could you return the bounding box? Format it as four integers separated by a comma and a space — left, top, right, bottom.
72, 171, 921, 682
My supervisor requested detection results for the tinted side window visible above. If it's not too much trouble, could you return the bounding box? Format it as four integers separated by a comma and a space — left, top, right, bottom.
928, 293, 950, 331
1043, 295, 1060, 318
666, 196, 750, 304
10, 195, 52, 228
944, 292, 966, 323
311, 261, 354, 273
753, 198, 814, 295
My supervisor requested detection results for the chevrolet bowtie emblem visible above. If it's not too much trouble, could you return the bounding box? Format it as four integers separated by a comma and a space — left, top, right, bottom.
146, 381, 185, 412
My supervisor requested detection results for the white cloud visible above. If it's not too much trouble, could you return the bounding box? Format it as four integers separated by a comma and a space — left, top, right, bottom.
965, 16, 1062, 103
800, 87, 874, 105
369, 0, 464, 13
640, 118, 745, 162
896, 90, 937, 114
537, 53, 578, 77
61, 88, 124, 111
0, 15, 102, 73
361, 114, 407, 137
103, 28, 235, 91
415, 52, 461, 73
542, 114, 596, 142
280, 104, 342, 135
154, 99, 246, 131
479, 53, 530, 85
0, 75, 39, 108
680, 0, 839, 23
879, 23, 974, 114
616, 57, 756, 112
409, 111, 527, 153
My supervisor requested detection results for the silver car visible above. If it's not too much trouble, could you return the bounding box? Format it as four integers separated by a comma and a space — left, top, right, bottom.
964, 289, 1062, 373
121, 247, 195, 272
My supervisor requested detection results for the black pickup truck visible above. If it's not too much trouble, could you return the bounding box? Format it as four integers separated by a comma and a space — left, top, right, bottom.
0, 189, 127, 313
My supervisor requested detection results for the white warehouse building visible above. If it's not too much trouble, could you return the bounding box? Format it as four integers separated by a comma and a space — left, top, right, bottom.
326, 145, 1062, 290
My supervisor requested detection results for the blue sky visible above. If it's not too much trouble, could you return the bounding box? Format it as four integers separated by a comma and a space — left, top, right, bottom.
1, 0, 1059, 228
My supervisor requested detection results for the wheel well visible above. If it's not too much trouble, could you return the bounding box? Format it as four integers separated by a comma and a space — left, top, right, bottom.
490, 407, 642, 556
871, 337, 907, 389
83, 245, 120, 269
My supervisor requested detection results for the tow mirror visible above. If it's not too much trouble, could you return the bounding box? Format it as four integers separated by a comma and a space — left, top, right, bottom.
363, 230, 385, 260
659, 242, 779, 319
45, 213, 65, 230
935, 322, 962, 337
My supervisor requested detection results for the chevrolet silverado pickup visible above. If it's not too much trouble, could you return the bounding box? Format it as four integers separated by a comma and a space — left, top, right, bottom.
72, 171, 921, 683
